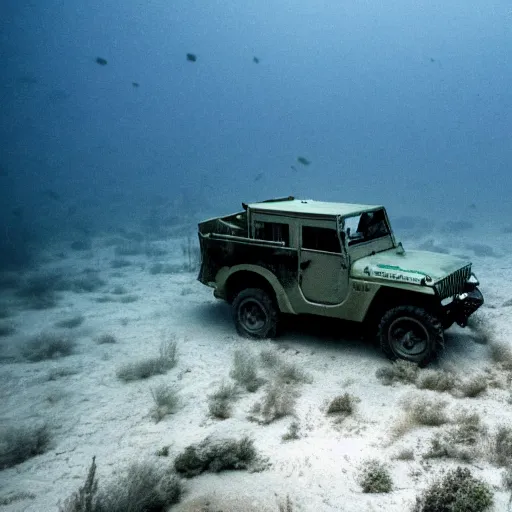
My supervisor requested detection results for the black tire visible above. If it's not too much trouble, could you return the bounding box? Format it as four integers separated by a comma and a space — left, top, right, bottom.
232, 288, 279, 339
378, 305, 444, 366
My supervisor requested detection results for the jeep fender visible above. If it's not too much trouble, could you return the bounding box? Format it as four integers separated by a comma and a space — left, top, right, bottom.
362, 284, 439, 335
217, 264, 296, 314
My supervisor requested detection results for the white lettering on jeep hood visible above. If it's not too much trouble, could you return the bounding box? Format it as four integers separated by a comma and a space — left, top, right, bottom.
362, 264, 427, 285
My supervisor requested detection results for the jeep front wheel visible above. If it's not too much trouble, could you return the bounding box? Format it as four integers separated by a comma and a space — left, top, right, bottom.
378, 306, 443, 366
232, 288, 278, 339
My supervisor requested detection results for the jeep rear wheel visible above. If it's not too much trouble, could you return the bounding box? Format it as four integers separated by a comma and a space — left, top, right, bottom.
232, 288, 278, 339
378, 306, 443, 366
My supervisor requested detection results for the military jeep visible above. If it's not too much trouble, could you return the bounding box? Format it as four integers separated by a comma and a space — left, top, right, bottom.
197, 196, 483, 365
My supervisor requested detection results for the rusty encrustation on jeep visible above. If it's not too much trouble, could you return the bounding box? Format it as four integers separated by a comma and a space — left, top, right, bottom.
197, 196, 483, 366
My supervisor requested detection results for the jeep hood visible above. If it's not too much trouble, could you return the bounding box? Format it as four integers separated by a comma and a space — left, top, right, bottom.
351, 248, 471, 285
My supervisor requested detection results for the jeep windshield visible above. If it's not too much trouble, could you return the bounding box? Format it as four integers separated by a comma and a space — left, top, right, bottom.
343, 208, 390, 245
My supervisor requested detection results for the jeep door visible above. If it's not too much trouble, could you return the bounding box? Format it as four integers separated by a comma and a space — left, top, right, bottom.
298, 221, 349, 305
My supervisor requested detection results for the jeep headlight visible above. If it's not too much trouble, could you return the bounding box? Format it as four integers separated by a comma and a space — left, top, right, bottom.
468, 273, 479, 286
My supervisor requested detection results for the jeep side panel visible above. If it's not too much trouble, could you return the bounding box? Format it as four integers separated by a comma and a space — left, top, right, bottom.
214, 263, 297, 314
197, 233, 298, 300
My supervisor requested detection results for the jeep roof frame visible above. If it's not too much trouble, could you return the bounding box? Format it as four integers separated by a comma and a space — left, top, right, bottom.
243, 196, 384, 219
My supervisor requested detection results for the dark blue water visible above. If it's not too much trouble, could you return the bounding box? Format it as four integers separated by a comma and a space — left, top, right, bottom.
1, 0, 510, 268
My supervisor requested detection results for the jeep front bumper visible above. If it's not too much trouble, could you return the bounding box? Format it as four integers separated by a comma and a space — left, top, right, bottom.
444, 287, 484, 327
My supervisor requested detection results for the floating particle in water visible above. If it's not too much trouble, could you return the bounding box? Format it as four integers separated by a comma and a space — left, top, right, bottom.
12, 207, 23, 218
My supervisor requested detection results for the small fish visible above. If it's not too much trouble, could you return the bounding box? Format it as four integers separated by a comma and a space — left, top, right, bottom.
254, 172, 264, 182
132, 82, 140, 87
297, 156, 311, 166
43, 189, 61, 201
96, 57, 108, 66
253, 57, 260, 63
290, 165, 297, 172
186, 53, 197, 62
18, 74, 38, 85
48, 89, 69, 101
11, 207, 23, 218
430, 57, 435, 63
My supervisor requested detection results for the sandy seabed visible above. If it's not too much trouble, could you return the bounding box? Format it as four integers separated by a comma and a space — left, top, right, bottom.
1, 223, 512, 512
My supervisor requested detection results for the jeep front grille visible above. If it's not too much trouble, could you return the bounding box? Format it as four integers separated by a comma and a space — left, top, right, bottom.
434, 265, 471, 299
